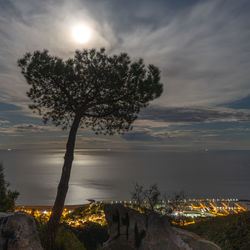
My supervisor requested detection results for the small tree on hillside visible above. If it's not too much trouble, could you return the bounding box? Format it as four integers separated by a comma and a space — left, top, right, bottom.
18, 48, 163, 249
144, 184, 161, 211
131, 182, 144, 207
0, 164, 19, 212
131, 183, 161, 212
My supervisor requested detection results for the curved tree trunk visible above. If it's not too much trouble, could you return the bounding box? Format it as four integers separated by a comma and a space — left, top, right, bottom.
45, 115, 81, 250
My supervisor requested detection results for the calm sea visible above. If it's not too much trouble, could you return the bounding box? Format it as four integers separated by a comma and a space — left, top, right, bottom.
0, 149, 250, 205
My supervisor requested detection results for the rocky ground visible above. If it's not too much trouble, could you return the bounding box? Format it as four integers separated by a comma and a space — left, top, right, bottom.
103, 204, 221, 250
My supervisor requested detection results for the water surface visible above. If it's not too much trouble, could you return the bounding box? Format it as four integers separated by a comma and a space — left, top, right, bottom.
1, 149, 249, 205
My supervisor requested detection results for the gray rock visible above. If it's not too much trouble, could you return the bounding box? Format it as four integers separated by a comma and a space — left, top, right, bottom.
103, 204, 221, 250
0, 212, 43, 250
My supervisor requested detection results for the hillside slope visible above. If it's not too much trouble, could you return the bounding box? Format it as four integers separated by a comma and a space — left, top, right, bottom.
184, 211, 250, 250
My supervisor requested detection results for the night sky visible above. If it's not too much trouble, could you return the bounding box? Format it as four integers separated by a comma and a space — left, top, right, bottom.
1, 0, 250, 151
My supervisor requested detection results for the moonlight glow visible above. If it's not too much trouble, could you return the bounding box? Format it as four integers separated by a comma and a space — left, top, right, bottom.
72, 25, 91, 43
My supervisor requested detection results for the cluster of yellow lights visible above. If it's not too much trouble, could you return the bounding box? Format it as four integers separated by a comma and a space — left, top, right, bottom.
15, 201, 247, 228
15, 206, 106, 227
170, 201, 248, 226
67, 213, 106, 227
189, 201, 247, 217
171, 220, 195, 226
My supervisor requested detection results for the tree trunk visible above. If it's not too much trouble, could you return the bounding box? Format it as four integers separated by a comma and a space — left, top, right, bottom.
45, 115, 81, 250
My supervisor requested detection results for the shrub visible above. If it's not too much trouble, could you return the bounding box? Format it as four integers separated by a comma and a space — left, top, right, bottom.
185, 211, 250, 250
0, 163, 19, 212
37, 223, 86, 250
72, 221, 109, 250
56, 225, 86, 250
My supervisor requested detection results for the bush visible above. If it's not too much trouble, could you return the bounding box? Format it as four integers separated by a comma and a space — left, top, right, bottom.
0, 163, 19, 212
72, 221, 109, 250
37, 222, 86, 250
184, 211, 250, 250
56, 225, 86, 250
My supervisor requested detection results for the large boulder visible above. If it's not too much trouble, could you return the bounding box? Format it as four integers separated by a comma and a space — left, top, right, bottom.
103, 204, 221, 250
0, 212, 43, 250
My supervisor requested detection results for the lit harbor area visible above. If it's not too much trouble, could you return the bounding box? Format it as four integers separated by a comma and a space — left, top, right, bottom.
14, 198, 249, 227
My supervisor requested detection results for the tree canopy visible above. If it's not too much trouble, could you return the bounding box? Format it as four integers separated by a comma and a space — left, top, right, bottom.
18, 48, 163, 134
18, 48, 163, 249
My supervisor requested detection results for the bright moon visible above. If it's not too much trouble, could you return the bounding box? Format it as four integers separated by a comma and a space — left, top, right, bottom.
72, 25, 91, 43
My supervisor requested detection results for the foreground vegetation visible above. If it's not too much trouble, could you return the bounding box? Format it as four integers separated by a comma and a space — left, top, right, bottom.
0, 164, 19, 212
34, 203, 250, 250
35, 204, 108, 250
37, 221, 108, 250
184, 211, 250, 250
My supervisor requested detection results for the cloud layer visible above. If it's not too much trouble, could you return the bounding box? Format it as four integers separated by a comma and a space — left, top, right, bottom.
139, 105, 250, 123
0, 0, 250, 150
0, 0, 250, 108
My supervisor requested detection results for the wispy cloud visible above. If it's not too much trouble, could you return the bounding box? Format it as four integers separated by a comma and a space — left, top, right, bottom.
123, 130, 165, 142
0, 120, 9, 125
0, 123, 58, 134
114, 0, 250, 106
139, 105, 250, 123
0, 0, 250, 150
0, 0, 250, 109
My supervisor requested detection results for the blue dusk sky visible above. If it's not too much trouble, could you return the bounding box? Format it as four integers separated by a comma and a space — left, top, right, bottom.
0, 0, 250, 151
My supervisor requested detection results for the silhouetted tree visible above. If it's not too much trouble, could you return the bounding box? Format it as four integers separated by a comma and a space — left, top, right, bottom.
0, 163, 19, 212
144, 184, 161, 211
131, 183, 161, 212
131, 182, 144, 207
171, 190, 186, 225
18, 48, 163, 249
